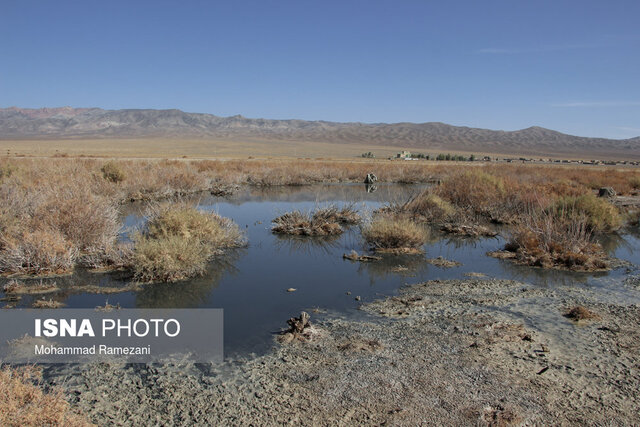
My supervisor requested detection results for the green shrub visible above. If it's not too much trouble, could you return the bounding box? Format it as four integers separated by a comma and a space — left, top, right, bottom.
551, 194, 621, 232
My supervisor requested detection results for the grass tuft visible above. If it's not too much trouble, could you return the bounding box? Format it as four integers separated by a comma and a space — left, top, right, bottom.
131, 204, 245, 282
361, 217, 429, 253
272, 204, 360, 236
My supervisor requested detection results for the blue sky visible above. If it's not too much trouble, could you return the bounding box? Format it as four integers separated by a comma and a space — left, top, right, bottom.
1, 0, 639, 138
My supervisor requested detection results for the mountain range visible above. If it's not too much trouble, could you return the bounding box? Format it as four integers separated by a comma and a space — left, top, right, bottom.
1, 107, 638, 158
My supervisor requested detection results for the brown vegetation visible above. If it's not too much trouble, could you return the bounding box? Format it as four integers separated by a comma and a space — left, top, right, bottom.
32, 298, 66, 308
343, 250, 382, 262
0, 157, 637, 278
272, 205, 360, 236
100, 161, 126, 183
0, 166, 120, 275
132, 204, 245, 282
0, 365, 92, 426
496, 210, 609, 271
361, 218, 429, 254
564, 306, 601, 321
3, 279, 59, 294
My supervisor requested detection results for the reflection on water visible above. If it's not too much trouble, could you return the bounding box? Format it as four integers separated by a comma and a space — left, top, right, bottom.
273, 233, 343, 257
1, 183, 639, 357
353, 253, 431, 284
135, 255, 241, 308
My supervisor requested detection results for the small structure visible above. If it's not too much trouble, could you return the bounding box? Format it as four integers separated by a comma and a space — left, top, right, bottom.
395, 150, 411, 159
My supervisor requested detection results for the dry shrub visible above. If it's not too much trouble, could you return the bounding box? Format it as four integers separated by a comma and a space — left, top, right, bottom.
145, 204, 245, 250
3, 279, 59, 294
0, 229, 78, 275
271, 205, 358, 236
0, 181, 120, 274
100, 161, 126, 183
630, 175, 640, 190
121, 161, 209, 201
436, 169, 505, 212
35, 190, 120, 251
79, 243, 133, 270
503, 209, 608, 271
272, 211, 343, 236
388, 190, 457, 223
539, 179, 589, 197
132, 204, 245, 282
0, 365, 92, 426
361, 218, 429, 253
32, 298, 65, 308
550, 194, 621, 232
310, 204, 361, 225
0, 161, 17, 181
434, 169, 526, 223
132, 235, 210, 283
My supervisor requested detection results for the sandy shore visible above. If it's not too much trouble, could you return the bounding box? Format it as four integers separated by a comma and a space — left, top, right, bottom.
46, 275, 640, 425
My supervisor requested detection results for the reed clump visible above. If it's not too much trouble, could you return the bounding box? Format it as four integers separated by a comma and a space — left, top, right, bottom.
361, 217, 429, 254
272, 205, 360, 236
497, 210, 609, 271
132, 204, 245, 282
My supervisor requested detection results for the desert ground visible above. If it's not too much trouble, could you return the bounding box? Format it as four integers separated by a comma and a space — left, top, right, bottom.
0, 137, 637, 163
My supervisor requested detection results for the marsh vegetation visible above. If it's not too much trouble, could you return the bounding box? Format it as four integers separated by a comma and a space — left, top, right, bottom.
1, 158, 639, 425
271, 204, 360, 236
132, 204, 245, 282
0, 156, 637, 278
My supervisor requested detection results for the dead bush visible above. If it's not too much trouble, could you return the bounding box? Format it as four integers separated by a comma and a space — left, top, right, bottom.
500, 210, 609, 271
101, 161, 126, 183
361, 218, 429, 253
0, 365, 92, 426
271, 205, 358, 236
0, 228, 78, 275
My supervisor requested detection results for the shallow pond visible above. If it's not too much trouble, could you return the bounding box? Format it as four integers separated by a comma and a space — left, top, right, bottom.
2, 184, 640, 357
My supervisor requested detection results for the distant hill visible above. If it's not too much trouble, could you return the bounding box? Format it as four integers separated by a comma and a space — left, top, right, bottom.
1, 107, 638, 158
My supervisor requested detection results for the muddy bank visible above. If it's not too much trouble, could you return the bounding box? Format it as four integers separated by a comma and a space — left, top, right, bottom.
47, 277, 640, 425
